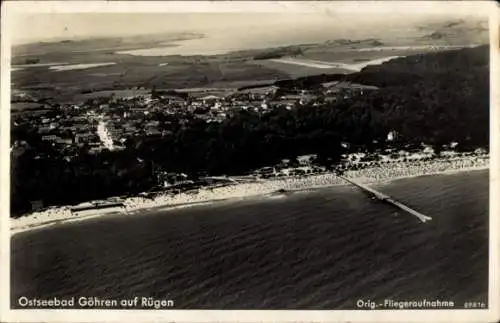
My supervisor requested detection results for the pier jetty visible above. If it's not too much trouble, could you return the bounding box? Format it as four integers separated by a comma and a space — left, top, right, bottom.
339, 175, 432, 223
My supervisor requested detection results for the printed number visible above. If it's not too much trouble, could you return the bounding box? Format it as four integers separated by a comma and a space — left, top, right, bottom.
464, 302, 486, 309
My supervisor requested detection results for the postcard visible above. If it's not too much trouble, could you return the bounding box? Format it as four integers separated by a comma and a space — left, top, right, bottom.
1, 1, 498, 322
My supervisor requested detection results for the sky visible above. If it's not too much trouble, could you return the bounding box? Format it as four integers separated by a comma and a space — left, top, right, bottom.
8, 3, 490, 45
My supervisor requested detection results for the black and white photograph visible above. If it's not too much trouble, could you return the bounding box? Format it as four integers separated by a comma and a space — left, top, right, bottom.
1, 1, 499, 322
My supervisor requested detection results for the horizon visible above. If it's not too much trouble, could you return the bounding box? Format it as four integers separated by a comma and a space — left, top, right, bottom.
11, 11, 489, 46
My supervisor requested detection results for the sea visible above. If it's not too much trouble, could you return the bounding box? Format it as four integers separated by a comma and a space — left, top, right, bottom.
11, 170, 489, 309
115, 17, 430, 57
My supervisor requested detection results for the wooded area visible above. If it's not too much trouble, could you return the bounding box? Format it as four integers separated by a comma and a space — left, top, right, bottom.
10, 45, 489, 216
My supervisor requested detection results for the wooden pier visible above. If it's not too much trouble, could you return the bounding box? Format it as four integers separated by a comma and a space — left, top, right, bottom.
339, 176, 432, 223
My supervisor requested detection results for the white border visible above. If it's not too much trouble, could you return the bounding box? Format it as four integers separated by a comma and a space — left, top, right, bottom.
2, 1, 496, 14
1, 2, 499, 323
488, 4, 500, 323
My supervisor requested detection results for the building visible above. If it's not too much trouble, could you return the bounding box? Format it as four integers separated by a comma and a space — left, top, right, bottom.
387, 130, 399, 142
297, 154, 317, 165
75, 133, 94, 143
41, 135, 58, 141
55, 137, 73, 145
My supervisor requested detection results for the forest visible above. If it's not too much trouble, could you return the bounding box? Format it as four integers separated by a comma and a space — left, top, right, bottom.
10, 45, 490, 216
253, 46, 304, 60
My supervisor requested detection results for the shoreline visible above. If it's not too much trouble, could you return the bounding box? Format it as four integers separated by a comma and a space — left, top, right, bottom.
10, 156, 489, 236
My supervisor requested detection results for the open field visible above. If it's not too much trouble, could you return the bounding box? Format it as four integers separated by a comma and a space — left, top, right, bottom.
49, 63, 117, 71
253, 56, 401, 75
270, 59, 349, 70
301, 48, 423, 63
10, 42, 475, 103
299, 45, 474, 63
247, 59, 354, 78
206, 79, 277, 89
11, 102, 42, 111
11, 22, 487, 104
71, 89, 152, 102
12, 60, 288, 103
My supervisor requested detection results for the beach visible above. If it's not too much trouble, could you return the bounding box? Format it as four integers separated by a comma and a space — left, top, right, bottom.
10, 155, 489, 235
11, 168, 489, 308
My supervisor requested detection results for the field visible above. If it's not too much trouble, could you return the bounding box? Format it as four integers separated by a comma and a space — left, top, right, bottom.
11, 19, 488, 105
247, 60, 352, 78
11, 102, 42, 111
301, 48, 428, 63
71, 89, 152, 102
246, 47, 448, 78
12, 59, 288, 103
12, 45, 413, 101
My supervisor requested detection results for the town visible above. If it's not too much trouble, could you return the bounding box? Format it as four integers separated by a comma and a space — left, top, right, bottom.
10, 43, 490, 219
11, 81, 375, 158
11, 78, 488, 207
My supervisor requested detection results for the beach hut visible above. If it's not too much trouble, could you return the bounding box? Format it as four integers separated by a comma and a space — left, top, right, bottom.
474, 148, 487, 155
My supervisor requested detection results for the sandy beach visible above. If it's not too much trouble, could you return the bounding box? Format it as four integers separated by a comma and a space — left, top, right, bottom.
10, 155, 489, 235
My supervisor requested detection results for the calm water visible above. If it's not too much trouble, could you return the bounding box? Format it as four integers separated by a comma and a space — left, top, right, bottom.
11, 170, 489, 309
116, 19, 428, 57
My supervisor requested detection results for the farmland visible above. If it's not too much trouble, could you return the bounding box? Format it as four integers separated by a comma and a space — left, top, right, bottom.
11, 19, 487, 105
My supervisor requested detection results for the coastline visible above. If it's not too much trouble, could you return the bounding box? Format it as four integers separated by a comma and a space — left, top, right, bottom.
10, 156, 489, 236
